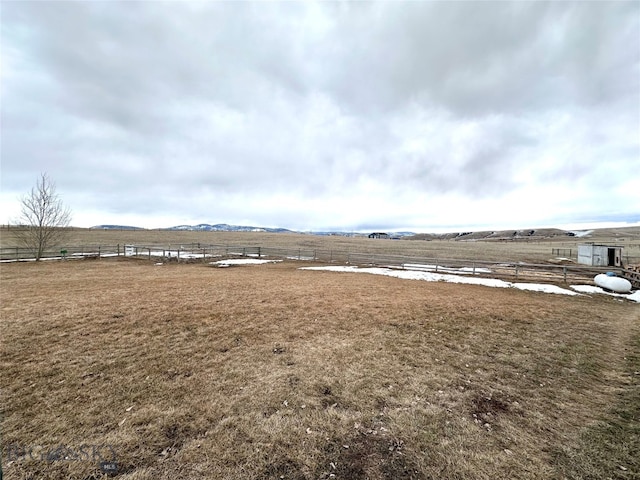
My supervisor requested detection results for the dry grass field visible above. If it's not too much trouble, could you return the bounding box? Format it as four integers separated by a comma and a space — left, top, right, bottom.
2, 226, 640, 264
1, 257, 639, 479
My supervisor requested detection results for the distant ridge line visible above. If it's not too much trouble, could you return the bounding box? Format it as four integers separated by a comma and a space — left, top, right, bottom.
86, 224, 640, 240
90, 223, 417, 237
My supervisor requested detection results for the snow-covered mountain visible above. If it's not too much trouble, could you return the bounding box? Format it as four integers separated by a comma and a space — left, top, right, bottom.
167, 223, 294, 233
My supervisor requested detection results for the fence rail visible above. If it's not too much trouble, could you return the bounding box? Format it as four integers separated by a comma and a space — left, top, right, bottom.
0, 245, 122, 261
552, 248, 575, 258
3, 242, 636, 286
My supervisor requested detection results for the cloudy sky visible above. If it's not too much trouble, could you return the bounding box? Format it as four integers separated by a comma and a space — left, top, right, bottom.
1, 1, 638, 232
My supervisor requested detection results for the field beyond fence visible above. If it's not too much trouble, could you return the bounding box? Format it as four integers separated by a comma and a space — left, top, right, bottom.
1, 242, 634, 286
2, 226, 639, 263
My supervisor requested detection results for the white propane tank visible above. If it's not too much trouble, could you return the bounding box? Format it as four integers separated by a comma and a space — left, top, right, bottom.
594, 273, 632, 294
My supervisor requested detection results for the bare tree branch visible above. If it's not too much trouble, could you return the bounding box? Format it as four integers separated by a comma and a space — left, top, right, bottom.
12, 173, 72, 260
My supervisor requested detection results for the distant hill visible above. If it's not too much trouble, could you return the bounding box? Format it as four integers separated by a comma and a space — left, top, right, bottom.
87, 224, 639, 241
88, 223, 416, 237
405, 226, 640, 241
90, 225, 145, 230
167, 223, 295, 233
308, 231, 415, 238
406, 228, 583, 241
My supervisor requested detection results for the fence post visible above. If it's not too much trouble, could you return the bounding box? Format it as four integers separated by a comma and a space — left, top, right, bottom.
435, 261, 439, 273
258, 247, 261, 258
515, 265, 519, 278
177, 249, 180, 261
16, 246, 18, 260
314, 250, 317, 261
298, 249, 301, 260
473, 262, 476, 275
330, 250, 333, 263
149, 248, 151, 260
563, 266, 567, 282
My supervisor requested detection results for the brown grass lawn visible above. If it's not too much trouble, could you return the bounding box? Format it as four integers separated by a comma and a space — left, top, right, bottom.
1, 258, 639, 479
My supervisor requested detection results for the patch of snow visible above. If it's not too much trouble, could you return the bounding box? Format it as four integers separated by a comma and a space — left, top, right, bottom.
568, 230, 593, 238
570, 285, 640, 302
512, 283, 580, 295
402, 263, 492, 275
459, 266, 492, 274
211, 259, 282, 266
2, 255, 84, 263
300, 266, 580, 296
157, 251, 206, 259
571, 285, 605, 294
1, 254, 123, 262
126, 250, 220, 259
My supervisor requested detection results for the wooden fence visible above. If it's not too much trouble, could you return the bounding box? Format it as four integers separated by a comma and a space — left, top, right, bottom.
0, 245, 121, 261
551, 248, 575, 258
2, 242, 635, 286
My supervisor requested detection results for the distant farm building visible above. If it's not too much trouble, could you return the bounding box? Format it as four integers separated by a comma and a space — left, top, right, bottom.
368, 232, 389, 239
577, 244, 623, 267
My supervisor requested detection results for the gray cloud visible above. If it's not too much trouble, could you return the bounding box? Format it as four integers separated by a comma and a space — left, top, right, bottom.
1, 1, 638, 230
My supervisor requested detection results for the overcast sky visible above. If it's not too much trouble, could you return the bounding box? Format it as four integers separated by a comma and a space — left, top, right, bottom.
1, 1, 638, 232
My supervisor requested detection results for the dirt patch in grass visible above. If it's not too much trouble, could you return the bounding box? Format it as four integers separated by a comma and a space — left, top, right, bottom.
1, 259, 638, 479
314, 431, 425, 480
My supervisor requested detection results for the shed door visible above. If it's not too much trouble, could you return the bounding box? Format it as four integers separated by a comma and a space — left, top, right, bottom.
608, 248, 616, 266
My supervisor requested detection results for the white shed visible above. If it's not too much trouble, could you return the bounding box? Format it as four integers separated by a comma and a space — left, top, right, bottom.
577, 244, 623, 267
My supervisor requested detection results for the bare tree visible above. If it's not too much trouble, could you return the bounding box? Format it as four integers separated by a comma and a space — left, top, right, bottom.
14, 173, 72, 261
